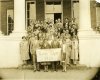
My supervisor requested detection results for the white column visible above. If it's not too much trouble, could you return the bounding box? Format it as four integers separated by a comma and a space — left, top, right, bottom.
78, 0, 95, 67
79, 0, 92, 31
12, 0, 26, 36
0, 1, 4, 36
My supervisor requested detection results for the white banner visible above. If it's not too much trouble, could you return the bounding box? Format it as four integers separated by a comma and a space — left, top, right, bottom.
36, 48, 61, 62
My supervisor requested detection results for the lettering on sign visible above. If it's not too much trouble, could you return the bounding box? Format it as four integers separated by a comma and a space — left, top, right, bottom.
36, 48, 61, 62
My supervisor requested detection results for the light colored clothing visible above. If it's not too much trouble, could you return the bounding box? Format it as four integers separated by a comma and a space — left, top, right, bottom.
71, 39, 79, 60
30, 39, 39, 55
20, 40, 30, 60
61, 39, 72, 64
51, 40, 60, 48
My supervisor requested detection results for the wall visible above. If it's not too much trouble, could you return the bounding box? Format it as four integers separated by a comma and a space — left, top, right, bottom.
63, 0, 71, 21
1, 0, 14, 35
36, 0, 45, 21
96, 4, 100, 26
0, 37, 22, 68
90, 1, 96, 29
79, 35, 100, 67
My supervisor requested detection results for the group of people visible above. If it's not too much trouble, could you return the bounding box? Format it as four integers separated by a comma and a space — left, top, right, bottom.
20, 18, 79, 72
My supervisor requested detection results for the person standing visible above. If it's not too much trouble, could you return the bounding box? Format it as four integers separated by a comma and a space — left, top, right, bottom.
20, 36, 30, 66
8, 15, 14, 34
41, 38, 51, 72
51, 36, 61, 71
71, 36, 79, 65
61, 37, 72, 72
30, 35, 40, 71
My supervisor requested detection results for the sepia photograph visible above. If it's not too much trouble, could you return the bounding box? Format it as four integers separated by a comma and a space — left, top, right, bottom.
0, 0, 100, 80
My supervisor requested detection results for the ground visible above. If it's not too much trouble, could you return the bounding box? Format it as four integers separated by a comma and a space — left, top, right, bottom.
0, 65, 98, 80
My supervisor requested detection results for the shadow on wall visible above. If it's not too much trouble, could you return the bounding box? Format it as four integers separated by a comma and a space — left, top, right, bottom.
92, 68, 100, 80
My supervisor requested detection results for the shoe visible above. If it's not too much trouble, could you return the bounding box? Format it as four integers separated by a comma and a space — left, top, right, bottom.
62, 70, 65, 72
37, 69, 40, 71
55, 70, 58, 72
33, 69, 36, 72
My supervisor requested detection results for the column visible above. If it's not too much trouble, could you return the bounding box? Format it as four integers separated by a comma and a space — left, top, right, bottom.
12, 0, 26, 36
78, 0, 95, 67
79, 0, 92, 31
0, 1, 4, 36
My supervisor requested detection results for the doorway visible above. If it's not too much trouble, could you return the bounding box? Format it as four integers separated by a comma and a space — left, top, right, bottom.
54, 13, 61, 23
45, 1, 62, 23
45, 13, 62, 23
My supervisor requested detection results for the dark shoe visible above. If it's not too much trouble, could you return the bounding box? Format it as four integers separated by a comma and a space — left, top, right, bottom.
33, 70, 36, 72
62, 70, 66, 72
37, 69, 40, 71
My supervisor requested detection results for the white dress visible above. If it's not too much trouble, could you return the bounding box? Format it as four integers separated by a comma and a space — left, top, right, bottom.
20, 40, 30, 60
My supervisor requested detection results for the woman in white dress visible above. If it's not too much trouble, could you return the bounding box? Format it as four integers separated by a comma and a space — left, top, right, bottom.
61, 37, 71, 72
20, 36, 30, 66
71, 36, 79, 65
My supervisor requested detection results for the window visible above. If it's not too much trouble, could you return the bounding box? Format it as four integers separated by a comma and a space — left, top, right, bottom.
45, 1, 62, 13
7, 9, 14, 35
96, 3, 100, 26
26, 1, 36, 27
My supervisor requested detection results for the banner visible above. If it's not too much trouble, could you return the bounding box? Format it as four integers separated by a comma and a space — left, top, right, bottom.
36, 48, 61, 62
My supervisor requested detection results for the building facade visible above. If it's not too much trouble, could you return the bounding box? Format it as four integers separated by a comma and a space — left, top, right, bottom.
0, 0, 100, 35
0, 0, 100, 68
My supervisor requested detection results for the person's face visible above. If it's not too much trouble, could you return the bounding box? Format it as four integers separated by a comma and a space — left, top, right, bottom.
73, 32, 76, 36
65, 19, 68, 23
35, 36, 38, 40
58, 19, 61, 22
55, 20, 58, 23
72, 25, 76, 28
72, 18, 76, 22
66, 30, 69, 34
40, 21, 43, 24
